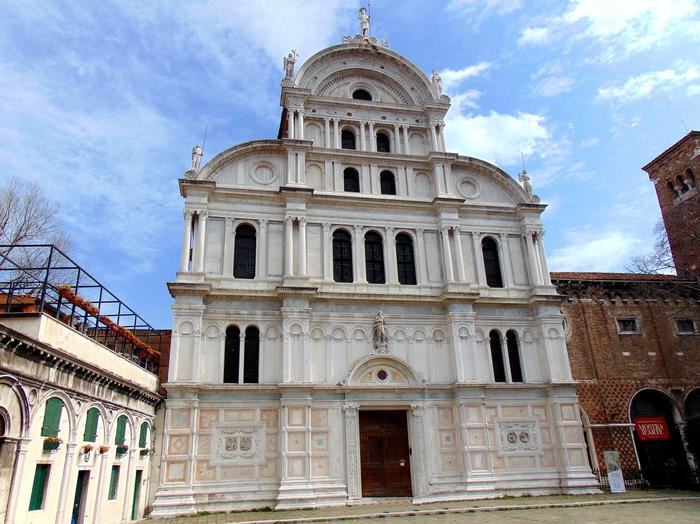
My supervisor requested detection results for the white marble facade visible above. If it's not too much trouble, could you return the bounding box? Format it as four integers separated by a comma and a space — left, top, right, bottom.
151, 30, 597, 516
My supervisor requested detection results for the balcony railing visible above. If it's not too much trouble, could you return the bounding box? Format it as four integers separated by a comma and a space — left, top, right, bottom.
0, 244, 161, 372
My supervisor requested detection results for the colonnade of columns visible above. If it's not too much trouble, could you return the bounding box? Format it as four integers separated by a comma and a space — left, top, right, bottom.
285, 105, 445, 154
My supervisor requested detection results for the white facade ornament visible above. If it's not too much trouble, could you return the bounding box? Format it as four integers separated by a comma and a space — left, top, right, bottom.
359, 7, 370, 36
518, 169, 540, 203
372, 310, 389, 353
185, 144, 203, 179
431, 70, 443, 95
282, 49, 298, 87
496, 420, 541, 455
692, 139, 700, 159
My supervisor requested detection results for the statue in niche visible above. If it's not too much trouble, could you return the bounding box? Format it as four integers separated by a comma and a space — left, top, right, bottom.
283, 49, 298, 80
359, 7, 370, 36
191, 144, 203, 171
431, 70, 443, 95
518, 169, 533, 199
373, 311, 388, 353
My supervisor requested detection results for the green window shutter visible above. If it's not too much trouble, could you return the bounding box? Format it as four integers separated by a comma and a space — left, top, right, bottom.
41, 398, 63, 437
108, 466, 120, 500
138, 422, 148, 448
83, 408, 99, 442
29, 464, 50, 511
115, 415, 127, 445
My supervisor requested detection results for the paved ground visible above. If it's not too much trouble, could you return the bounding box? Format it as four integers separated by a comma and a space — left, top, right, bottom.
147, 491, 700, 523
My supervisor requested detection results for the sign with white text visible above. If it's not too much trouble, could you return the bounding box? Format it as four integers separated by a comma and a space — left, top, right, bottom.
633, 417, 670, 441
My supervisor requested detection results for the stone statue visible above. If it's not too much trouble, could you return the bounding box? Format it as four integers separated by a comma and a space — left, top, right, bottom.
692, 139, 700, 159
431, 70, 443, 95
373, 311, 388, 352
283, 49, 298, 80
191, 144, 203, 171
518, 170, 533, 198
359, 7, 370, 36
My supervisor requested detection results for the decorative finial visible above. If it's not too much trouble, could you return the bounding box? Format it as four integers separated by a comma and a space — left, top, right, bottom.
282, 49, 298, 86
359, 7, 370, 36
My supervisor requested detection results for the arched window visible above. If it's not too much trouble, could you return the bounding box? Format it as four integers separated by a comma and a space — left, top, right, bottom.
352, 89, 372, 101
686, 168, 696, 187
376, 132, 391, 153
223, 325, 240, 383
341, 129, 356, 150
380, 170, 396, 195
489, 330, 506, 383
83, 407, 100, 442
41, 397, 64, 437
667, 180, 679, 198
344, 167, 360, 192
482, 237, 503, 288
396, 233, 417, 285
364, 232, 385, 284
676, 174, 690, 193
243, 326, 260, 383
138, 422, 149, 448
115, 415, 128, 445
506, 330, 523, 382
233, 224, 256, 279
333, 229, 353, 282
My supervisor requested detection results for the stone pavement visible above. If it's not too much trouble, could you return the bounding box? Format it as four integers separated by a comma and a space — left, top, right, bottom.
146, 491, 700, 523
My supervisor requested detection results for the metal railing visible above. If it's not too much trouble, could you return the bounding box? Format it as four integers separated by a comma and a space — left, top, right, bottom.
0, 244, 161, 372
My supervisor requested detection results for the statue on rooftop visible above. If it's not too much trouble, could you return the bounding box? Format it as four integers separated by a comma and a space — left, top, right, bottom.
359, 7, 370, 36
518, 170, 533, 199
283, 49, 298, 80
191, 144, 203, 171
431, 70, 443, 95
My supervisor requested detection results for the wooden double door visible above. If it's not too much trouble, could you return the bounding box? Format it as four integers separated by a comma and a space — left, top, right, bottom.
359, 410, 412, 497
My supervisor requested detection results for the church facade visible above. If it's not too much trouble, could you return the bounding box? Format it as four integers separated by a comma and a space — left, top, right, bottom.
151, 25, 597, 516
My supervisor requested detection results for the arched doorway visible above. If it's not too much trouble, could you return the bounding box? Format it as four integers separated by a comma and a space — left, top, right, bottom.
684, 389, 700, 472
630, 389, 691, 487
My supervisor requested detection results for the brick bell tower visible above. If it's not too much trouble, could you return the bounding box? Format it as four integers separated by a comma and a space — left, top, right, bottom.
642, 131, 700, 277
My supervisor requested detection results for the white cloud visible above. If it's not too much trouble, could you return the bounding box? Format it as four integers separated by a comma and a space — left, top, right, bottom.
597, 62, 700, 103
580, 137, 600, 148
686, 84, 700, 96
447, 0, 523, 15
445, 110, 553, 167
549, 230, 643, 271
520, 0, 700, 60
439, 62, 492, 93
535, 75, 575, 97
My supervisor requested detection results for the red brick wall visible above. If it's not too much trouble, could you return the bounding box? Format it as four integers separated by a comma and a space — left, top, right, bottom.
644, 133, 700, 277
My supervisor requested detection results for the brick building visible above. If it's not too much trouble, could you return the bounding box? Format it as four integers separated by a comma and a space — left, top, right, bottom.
551, 131, 700, 487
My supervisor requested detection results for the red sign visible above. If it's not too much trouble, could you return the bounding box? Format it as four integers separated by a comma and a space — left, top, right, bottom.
633, 417, 670, 441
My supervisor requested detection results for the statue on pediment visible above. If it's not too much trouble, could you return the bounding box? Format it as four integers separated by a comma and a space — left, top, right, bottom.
359, 7, 370, 36
283, 49, 298, 80
431, 70, 443, 95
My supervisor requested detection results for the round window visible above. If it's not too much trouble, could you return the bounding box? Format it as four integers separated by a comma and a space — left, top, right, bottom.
377, 369, 388, 381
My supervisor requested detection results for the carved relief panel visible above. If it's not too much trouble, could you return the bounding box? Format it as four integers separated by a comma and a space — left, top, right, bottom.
211, 424, 266, 465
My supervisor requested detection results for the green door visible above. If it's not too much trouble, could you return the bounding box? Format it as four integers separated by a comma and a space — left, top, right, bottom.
131, 470, 142, 520
71, 471, 88, 524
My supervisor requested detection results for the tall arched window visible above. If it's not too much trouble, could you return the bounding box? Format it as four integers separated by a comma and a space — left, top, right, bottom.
667, 180, 679, 198
341, 129, 356, 150
364, 231, 385, 284
344, 167, 360, 192
233, 224, 256, 279
223, 325, 240, 383
333, 229, 353, 282
396, 233, 417, 285
506, 330, 523, 382
380, 170, 396, 195
482, 237, 503, 288
376, 132, 391, 153
138, 422, 149, 448
489, 330, 506, 383
243, 326, 260, 383
41, 397, 64, 437
686, 168, 696, 187
676, 174, 690, 193
115, 415, 128, 445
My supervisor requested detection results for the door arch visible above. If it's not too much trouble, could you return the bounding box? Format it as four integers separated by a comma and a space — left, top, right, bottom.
630, 389, 691, 487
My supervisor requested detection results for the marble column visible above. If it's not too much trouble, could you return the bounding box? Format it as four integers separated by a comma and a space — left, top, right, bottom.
324, 118, 331, 148
441, 227, 455, 283
91, 446, 109, 524
536, 232, 552, 285
223, 217, 234, 276
195, 212, 207, 272
415, 228, 427, 284
354, 225, 366, 283
452, 227, 466, 282
284, 217, 294, 277
299, 217, 307, 276
333, 119, 340, 149
387, 227, 398, 284
179, 210, 193, 272
472, 232, 486, 285
402, 125, 410, 155
499, 232, 514, 288
359, 121, 367, 151
55, 442, 77, 524
4, 439, 29, 524
524, 231, 542, 286
368, 122, 376, 152
430, 124, 438, 152
287, 109, 294, 139
258, 219, 268, 279
238, 331, 246, 383
120, 449, 137, 521
393, 124, 401, 153
409, 405, 429, 496
343, 403, 361, 501
297, 110, 305, 140
322, 223, 332, 280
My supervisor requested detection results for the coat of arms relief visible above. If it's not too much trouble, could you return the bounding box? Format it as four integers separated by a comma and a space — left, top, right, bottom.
213, 425, 265, 464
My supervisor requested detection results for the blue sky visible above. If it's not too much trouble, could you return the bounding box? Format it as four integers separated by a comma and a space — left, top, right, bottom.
1, 1, 699, 328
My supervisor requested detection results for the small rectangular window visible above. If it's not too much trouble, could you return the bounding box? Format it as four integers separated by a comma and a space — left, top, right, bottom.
617, 318, 639, 334
676, 319, 695, 334
108, 466, 120, 500
29, 464, 50, 511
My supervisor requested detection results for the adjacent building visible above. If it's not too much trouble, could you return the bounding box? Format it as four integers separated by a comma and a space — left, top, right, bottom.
151, 23, 597, 516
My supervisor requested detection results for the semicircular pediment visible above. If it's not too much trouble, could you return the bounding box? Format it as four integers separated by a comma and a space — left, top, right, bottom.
346, 356, 421, 387
315, 68, 412, 105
